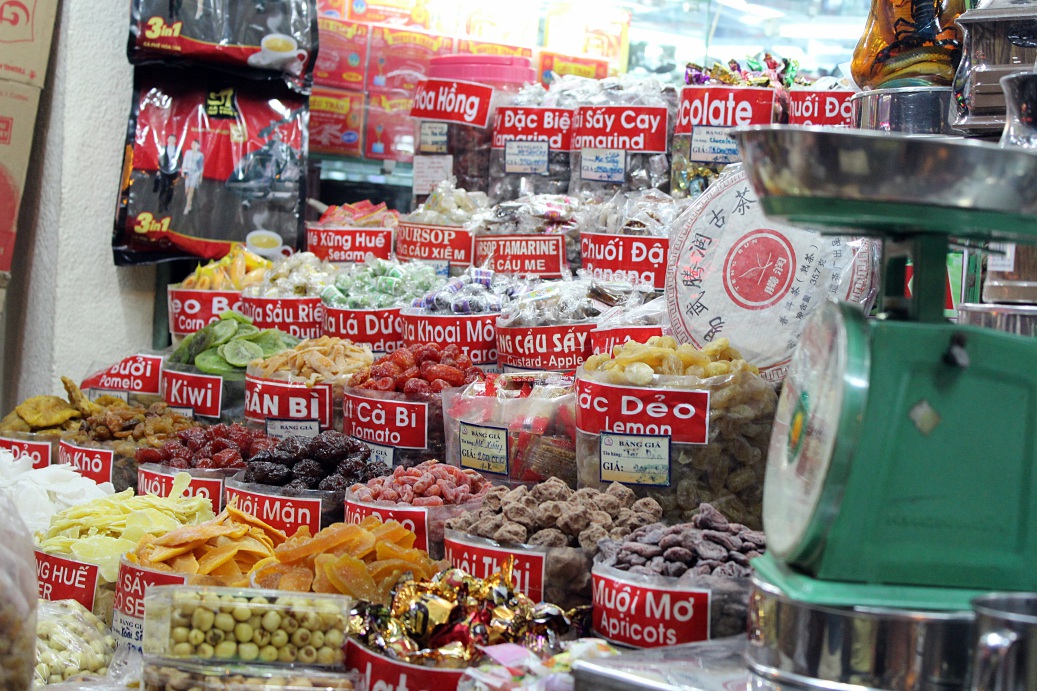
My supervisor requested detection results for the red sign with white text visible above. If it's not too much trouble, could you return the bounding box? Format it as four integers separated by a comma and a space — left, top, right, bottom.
396, 223, 474, 267
572, 106, 669, 153
137, 465, 225, 509
225, 483, 322, 535
346, 639, 464, 691
0, 436, 52, 468
675, 86, 776, 134
81, 354, 164, 396
788, 90, 854, 126
346, 499, 430, 552
401, 312, 498, 366
306, 226, 393, 263
497, 323, 595, 373
444, 534, 545, 602
162, 369, 223, 419
245, 377, 334, 429
576, 377, 710, 445
592, 568, 711, 647
167, 289, 243, 339
473, 234, 566, 279
343, 393, 428, 449
589, 326, 667, 356
411, 78, 496, 129
240, 296, 323, 340
58, 441, 115, 485
492, 107, 574, 151
114, 560, 187, 620
36, 550, 100, 611
581, 233, 669, 290
323, 307, 403, 354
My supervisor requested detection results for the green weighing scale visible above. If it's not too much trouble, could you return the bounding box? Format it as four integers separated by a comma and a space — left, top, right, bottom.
727, 126, 1037, 690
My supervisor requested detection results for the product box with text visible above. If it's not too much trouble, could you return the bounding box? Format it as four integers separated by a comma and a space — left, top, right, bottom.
347, 0, 430, 28
364, 89, 415, 162
456, 39, 533, 59
366, 26, 453, 93
0, 0, 58, 88
537, 50, 609, 86
310, 87, 366, 156
0, 79, 40, 273
314, 18, 369, 91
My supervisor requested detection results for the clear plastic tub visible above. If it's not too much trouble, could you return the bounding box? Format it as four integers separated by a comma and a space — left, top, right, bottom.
143, 585, 352, 667
143, 658, 358, 691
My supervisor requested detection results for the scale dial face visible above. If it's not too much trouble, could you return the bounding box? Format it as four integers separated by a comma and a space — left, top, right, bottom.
763, 301, 869, 562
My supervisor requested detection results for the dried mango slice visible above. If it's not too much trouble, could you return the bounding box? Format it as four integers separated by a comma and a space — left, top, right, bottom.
227, 503, 288, 545
369, 558, 429, 582
253, 563, 286, 590
374, 541, 427, 565
171, 553, 200, 575
197, 543, 241, 575
277, 524, 368, 563
153, 523, 240, 547
333, 528, 376, 559
312, 554, 338, 593
211, 558, 244, 582
358, 515, 383, 530
369, 520, 415, 548
148, 539, 210, 564
278, 565, 314, 592
326, 554, 380, 602
233, 536, 275, 556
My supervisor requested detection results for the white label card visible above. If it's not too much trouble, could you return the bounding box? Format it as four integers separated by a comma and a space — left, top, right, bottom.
505, 141, 549, 174
419, 122, 449, 154
266, 419, 321, 440
413, 155, 455, 196
581, 148, 625, 183
599, 432, 671, 486
988, 242, 1016, 272
690, 125, 741, 164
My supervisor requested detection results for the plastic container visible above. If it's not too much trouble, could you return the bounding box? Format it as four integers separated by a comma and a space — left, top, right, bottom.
243, 375, 338, 439
0, 431, 59, 469
574, 361, 777, 531
411, 55, 536, 206
224, 478, 344, 536
162, 360, 245, 424
143, 585, 351, 667
400, 308, 501, 373
240, 295, 324, 341
591, 562, 750, 647
342, 386, 449, 469
143, 659, 357, 691
443, 374, 578, 487
444, 529, 591, 609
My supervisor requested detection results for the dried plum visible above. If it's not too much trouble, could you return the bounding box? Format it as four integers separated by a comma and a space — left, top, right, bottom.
276, 436, 309, 458
283, 478, 313, 491
291, 459, 324, 484
318, 474, 351, 492
361, 460, 391, 482
244, 461, 292, 486
336, 458, 366, 479
249, 448, 295, 467
307, 431, 358, 467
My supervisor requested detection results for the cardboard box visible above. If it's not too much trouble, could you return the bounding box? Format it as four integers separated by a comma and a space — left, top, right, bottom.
364, 89, 414, 163
317, 0, 346, 18
314, 18, 369, 91
366, 26, 453, 93
0, 80, 40, 272
456, 39, 533, 59
537, 50, 610, 86
309, 87, 366, 157
0, 0, 58, 88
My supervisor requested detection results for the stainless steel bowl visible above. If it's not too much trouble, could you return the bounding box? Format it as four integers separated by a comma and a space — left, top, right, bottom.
748, 578, 975, 691
731, 126, 1037, 242
851, 86, 956, 135
958, 303, 1037, 335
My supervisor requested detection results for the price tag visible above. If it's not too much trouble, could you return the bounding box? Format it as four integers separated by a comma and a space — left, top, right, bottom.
504, 141, 549, 174
413, 155, 454, 196
458, 422, 509, 475
581, 148, 625, 183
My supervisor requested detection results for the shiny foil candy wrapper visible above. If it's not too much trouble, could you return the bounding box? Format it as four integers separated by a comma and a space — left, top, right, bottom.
348, 558, 592, 668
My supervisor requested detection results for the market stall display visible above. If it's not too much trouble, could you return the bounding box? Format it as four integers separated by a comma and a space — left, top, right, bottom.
33, 599, 115, 686
466, 194, 582, 278
589, 295, 671, 356
576, 336, 776, 530
443, 373, 577, 486
241, 253, 338, 340
397, 179, 490, 275
458, 639, 620, 691
307, 201, 399, 264
251, 516, 444, 604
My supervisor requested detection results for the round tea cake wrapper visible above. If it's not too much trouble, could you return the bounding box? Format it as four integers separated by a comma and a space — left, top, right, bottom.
665, 166, 877, 383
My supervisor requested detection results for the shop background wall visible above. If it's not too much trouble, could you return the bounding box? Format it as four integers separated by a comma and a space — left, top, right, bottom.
3, 0, 156, 408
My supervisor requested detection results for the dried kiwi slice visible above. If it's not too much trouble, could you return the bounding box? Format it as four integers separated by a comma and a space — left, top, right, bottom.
251, 330, 288, 357
233, 323, 260, 339
219, 311, 252, 324
222, 339, 264, 368
185, 327, 214, 363
169, 333, 195, 364
195, 348, 238, 376
209, 319, 239, 348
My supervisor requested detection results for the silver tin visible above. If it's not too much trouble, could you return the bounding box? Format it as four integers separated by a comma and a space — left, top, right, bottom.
851, 86, 957, 135
957, 303, 1037, 335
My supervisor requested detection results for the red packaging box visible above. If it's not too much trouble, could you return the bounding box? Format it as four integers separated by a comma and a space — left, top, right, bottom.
367, 26, 453, 93
537, 50, 610, 86
310, 87, 366, 156
347, 0, 430, 28
317, 0, 346, 17
314, 18, 369, 90
364, 89, 414, 163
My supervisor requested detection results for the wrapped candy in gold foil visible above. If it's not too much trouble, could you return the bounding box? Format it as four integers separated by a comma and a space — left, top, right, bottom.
348, 557, 591, 668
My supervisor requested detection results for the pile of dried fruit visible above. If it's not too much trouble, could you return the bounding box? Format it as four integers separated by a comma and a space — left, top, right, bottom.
349, 461, 491, 507
349, 343, 483, 394
168, 312, 299, 379
242, 431, 388, 493
135, 424, 275, 471
249, 337, 373, 389
127, 500, 287, 587
251, 516, 443, 604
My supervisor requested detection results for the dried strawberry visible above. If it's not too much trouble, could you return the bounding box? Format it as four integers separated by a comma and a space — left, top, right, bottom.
394, 366, 420, 391
194, 457, 218, 469
440, 357, 457, 368
424, 364, 466, 387
247, 437, 277, 457
371, 362, 402, 379
135, 447, 165, 465
165, 441, 192, 461
464, 370, 483, 384
430, 379, 452, 393
390, 348, 417, 369
166, 457, 191, 470
403, 378, 432, 395
211, 437, 239, 453
413, 344, 441, 364
371, 377, 396, 391
213, 448, 243, 468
